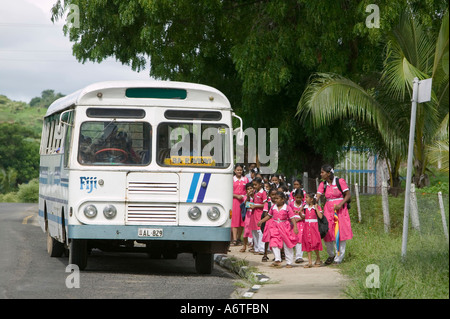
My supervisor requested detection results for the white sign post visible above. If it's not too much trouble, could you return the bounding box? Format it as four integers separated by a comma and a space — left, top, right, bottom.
401, 77, 432, 260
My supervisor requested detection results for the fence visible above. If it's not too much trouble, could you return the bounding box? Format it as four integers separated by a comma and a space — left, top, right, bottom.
301, 176, 449, 239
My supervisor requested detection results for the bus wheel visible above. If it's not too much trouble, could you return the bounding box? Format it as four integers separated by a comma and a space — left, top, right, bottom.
146, 242, 162, 259
47, 232, 65, 257
194, 253, 213, 274
69, 240, 88, 270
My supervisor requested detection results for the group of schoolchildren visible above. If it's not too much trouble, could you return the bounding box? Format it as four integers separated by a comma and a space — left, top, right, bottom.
231, 163, 325, 268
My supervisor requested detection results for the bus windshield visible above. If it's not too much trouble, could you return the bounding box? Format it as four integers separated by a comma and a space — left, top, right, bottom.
157, 122, 231, 168
78, 121, 151, 165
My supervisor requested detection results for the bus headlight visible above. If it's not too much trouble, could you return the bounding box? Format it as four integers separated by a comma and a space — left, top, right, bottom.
84, 205, 97, 218
207, 207, 220, 221
188, 206, 201, 220
103, 205, 117, 219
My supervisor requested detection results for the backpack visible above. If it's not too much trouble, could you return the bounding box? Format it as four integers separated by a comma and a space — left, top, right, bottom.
259, 201, 272, 233
240, 201, 247, 221
323, 177, 351, 209
315, 209, 329, 238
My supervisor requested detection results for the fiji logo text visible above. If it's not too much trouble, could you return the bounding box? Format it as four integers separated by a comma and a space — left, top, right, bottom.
80, 177, 97, 193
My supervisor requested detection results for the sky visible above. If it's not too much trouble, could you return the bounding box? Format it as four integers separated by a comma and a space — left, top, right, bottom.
0, 0, 151, 103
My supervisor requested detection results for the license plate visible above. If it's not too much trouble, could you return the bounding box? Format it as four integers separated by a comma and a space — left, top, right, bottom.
138, 228, 163, 237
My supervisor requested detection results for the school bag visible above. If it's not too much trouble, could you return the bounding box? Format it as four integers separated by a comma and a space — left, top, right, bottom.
323, 177, 352, 209
240, 201, 247, 221
315, 209, 329, 238
260, 201, 272, 233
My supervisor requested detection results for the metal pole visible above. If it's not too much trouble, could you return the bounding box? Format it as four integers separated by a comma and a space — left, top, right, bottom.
355, 183, 361, 223
401, 77, 419, 260
382, 181, 390, 233
438, 192, 449, 243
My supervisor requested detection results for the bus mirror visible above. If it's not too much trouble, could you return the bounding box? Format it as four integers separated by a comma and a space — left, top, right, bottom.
58, 110, 73, 134
60, 110, 73, 125
234, 128, 245, 145
232, 112, 245, 145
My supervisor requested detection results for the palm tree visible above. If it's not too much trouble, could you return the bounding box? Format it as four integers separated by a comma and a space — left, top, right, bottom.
427, 113, 449, 172
297, 8, 448, 190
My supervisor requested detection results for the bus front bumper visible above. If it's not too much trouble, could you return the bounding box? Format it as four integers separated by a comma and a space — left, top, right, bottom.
68, 224, 230, 242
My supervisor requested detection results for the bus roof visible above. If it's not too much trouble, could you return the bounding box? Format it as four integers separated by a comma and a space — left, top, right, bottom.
45, 81, 232, 117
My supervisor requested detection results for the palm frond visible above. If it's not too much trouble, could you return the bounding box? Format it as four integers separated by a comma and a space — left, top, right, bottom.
432, 10, 449, 79
382, 11, 435, 101
297, 73, 406, 156
427, 139, 449, 172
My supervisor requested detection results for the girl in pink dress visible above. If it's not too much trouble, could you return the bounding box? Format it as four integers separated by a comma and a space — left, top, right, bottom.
316, 164, 353, 264
288, 179, 305, 204
289, 189, 305, 263
240, 183, 254, 252
302, 192, 323, 268
258, 191, 299, 268
261, 188, 277, 262
248, 177, 267, 254
231, 164, 249, 245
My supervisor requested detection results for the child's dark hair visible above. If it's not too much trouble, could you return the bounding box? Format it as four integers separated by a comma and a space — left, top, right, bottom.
234, 163, 244, 170
245, 182, 253, 190
268, 188, 278, 196
252, 177, 263, 185
276, 191, 286, 199
306, 192, 317, 204
293, 179, 303, 187
293, 188, 304, 198
321, 164, 334, 180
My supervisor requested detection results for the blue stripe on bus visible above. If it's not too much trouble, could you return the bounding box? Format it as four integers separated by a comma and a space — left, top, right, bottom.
39, 194, 69, 205
38, 209, 68, 225
196, 173, 211, 203
187, 173, 201, 203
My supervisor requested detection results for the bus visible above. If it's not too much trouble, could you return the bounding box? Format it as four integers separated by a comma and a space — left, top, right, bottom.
38, 81, 243, 274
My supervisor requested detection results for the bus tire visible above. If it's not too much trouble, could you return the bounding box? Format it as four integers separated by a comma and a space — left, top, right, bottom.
194, 253, 213, 274
146, 241, 162, 259
69, 239, 88, 270
47, 231, 65, 257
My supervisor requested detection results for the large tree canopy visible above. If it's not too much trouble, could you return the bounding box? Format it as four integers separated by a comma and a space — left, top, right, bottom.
51, 0, 448, 176
297, 8, 449, 189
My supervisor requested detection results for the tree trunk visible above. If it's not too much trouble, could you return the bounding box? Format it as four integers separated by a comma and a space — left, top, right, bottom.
413, 159, 430, 188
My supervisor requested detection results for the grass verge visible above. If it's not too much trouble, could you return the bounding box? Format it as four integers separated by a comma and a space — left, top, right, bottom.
337, 191, 449, 299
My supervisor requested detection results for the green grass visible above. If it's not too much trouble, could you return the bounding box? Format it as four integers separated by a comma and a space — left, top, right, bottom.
336, 178, 449, 299
340, 223, 448, 298
0, 96, 44, 136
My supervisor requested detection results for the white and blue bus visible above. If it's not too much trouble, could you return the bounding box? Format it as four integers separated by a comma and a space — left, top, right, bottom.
38, 81, 243, 274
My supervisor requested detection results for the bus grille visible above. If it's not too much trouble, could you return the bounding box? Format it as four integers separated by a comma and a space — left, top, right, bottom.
126, 204, 177, 225
127, 181, 178, 195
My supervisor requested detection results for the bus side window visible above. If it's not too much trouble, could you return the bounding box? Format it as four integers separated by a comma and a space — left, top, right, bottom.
63, 115, 73, 167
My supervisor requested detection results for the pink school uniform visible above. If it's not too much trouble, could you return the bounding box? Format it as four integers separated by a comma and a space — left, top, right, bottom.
301, 204, 323, 251
289, 201, 304, 246
232, 175, 249, 228
288, 188, 306, 204
261, 199, 273, 243
249, 188, 267, 231
317, 177, 353, 242
242, 195, 253, 238
266, 203, 299, 249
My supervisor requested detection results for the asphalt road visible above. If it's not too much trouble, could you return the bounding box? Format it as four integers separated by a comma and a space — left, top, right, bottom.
0, 203, 238, 299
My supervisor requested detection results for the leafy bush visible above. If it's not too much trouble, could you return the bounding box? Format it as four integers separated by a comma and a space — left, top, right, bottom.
419, 181, 449, 194
17, 178, 39, 203
0, 192, 19, 203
